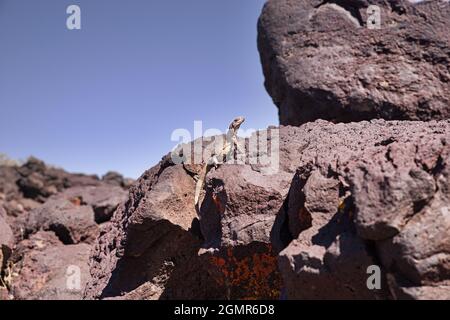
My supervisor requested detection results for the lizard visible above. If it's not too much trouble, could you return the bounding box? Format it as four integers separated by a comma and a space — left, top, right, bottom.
194, 116, 245, 210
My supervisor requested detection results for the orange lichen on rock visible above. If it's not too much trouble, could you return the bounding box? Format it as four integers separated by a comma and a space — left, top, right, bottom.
208, 243, 281, 299
69, 197, 82, 206
212, 193, 224, 214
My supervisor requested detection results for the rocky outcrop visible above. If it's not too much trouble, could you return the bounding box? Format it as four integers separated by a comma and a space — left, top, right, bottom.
102, 172, 134, 190
85, 120, 450, 300
60, 186, 129, 223
9, 231, 91, 300
0, 207, 14, 250
84, 160, 227, 300
25, 198, 99, 245
2, 0, 450, 301
280, 123, 449, 299
0, 158, 131, 240
0, 206, 14, 293
24, 185, 128, 244
0, 157, 131, 215
15, 157, 102, 203
2, 184, 129, 299
258, 0, 450, 125
0, 157, 132, 300
253, 0, 450, 299
0, 166, 20, 204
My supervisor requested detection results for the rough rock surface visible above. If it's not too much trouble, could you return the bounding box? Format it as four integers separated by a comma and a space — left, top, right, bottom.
25, 198, 99, 245
2, 0, 450, 301
0, 207, 14, 248
23, 185, 128, 245
0, 287, 9, 300
0, 158, 96, 220
0, 166, 20, 204
10, 231, 91, 300
0, 157, 132, 299
0, 157, 132, 216
85, 120, 450, 300
102, 171, 134, 189
258, 0, 450, 125
60, 186, 128, 224
85, 162, 228, 300
0, 206, 14, 288
15, 157, 102, 203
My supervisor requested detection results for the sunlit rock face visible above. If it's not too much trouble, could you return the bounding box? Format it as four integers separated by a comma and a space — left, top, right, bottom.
258, 0, 450, 125
85, 121, 450, 300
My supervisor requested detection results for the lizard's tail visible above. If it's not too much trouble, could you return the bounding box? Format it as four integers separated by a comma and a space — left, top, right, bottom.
194, 163, 209, 209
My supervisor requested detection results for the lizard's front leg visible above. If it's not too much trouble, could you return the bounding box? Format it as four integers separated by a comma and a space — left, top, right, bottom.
208, 155, 220, 168
183, 163, 202, 182
232, 135, 245, 156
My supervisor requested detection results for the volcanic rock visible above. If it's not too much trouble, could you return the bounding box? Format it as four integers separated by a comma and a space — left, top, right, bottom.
25, 198, 99, 245
16, 157, 101, 202
10, 231, 91, 300
0, 206, 14, 281
258, 0, 450, 125
85, 120, 450, 300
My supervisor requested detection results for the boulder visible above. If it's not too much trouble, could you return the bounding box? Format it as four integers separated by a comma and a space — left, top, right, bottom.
0, 206, 13, 247
1, 198, 41, 218
277, 120, 450, 299
0, 158, 131, 300
23, 184, 128, 244
279, 233, 384, 299
59, 185, 128, 223
0, 165, 20, 202
85, 161, 226, 299
16, 157, 101, 202
1, 157, 108, 220
85, 120, 450, 299
258, 0, 450, 125
0, 206, 14, 280
10, 231, 91, 300
25, 198, 98, 245
102, 171, 134, 189
0, 287, 9, 300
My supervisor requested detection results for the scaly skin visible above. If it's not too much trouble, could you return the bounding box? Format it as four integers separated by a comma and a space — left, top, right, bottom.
194, 116, 245, 210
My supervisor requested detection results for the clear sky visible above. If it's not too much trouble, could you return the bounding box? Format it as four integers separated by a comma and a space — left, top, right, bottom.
0, 0, 278, 178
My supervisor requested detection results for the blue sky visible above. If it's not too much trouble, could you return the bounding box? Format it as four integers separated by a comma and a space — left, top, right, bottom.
0, 0, 277, 178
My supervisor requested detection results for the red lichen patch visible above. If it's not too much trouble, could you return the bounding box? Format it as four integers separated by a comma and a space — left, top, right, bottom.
212, 193, 224, 214
208, 243, 282, 299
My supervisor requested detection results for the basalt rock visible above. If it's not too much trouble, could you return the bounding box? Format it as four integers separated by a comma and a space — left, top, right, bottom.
0, 157, 101, 219
258, 0, 450, 125
0, 157, 132, 216
16, 157, 102, 203
24, 184, 127, 245
85, 120, 450, 300
0, 157, 131, 300
0, 166, 20, 203
58, 185, 128, 224
0, 207, 14, 286
25, 197, 99, 245
0, 207, 13, 249
10, 231, 91, 300
102, 171, 134, 190
84, 160, 227, 300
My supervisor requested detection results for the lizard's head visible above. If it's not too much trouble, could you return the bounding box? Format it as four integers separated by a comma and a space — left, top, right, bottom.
229, 116, 245, 130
